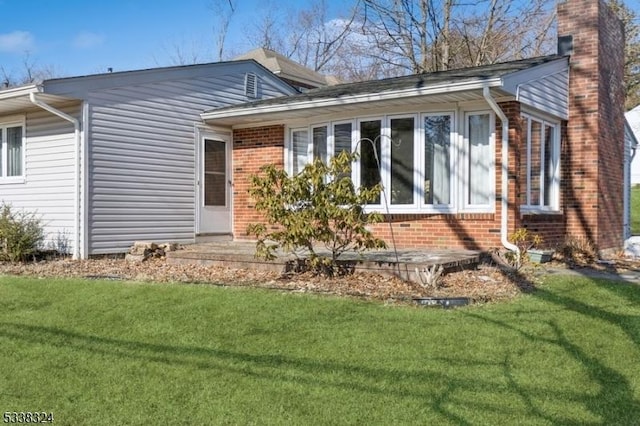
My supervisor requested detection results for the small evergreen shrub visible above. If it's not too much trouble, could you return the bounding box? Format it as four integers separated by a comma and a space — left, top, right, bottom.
247, 151, 387, 276
0, 203, 45, 262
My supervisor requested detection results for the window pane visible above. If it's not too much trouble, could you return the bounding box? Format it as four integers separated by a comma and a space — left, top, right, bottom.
312, 126, 328, 164
468, 114, 491, 205
425, 115, 451, 205
292, 129, 309, 174
360, 120, 381, 204
529, 120, 542, 206
0, 129, 3, 177
7, 126, 22, 177
334, 123, 352, 156
544, 124, 555, 207
390, 117, 414, 205
204, 140, 226, 206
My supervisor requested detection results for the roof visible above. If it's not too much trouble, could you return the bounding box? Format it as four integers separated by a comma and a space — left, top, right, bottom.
0, 84, 78, 115
0, 58, 298, 115
202, 55, 568, 126
626, 105, 640, 145
233, 48, 340, 88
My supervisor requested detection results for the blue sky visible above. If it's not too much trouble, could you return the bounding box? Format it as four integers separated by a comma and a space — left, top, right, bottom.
0, 0, 346, 79
1, 0, 639, 81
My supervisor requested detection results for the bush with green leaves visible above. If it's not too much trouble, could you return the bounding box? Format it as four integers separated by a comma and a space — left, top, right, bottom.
247, 151, 387, 275
0, 203, 45, 262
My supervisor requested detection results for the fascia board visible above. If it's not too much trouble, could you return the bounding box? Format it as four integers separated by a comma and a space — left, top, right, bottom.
201, 77, 503, 121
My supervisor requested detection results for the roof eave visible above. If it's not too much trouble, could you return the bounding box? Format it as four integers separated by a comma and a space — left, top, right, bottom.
0, 84, 40, 100
202, 77, 504, 123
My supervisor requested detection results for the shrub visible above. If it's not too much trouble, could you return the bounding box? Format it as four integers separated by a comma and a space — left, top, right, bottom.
247, 151, 387, 276
0, 203, 45, 262
503, 228, 543, 270
558, 236, 597, 265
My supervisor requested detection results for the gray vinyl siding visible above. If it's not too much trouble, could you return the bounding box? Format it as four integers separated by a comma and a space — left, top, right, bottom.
517, 70, 569, 120
75, 64, 292, 254
0, 105, 79, 254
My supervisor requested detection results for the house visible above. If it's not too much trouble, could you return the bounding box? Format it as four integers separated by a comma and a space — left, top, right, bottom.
625, 119, 639, 238
0, 0, 630, 258
0, 59, 299, 258
233, 48, 341, 90
200, 0, 629, 254
627, 106, 640, 184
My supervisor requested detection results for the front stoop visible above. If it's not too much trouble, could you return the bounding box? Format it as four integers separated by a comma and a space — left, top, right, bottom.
166, 242, 480, 284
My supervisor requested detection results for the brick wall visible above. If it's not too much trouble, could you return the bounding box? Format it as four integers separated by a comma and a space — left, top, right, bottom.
558, 0, 625, 251
232, 125, 285, 238
232, 108, 515, 250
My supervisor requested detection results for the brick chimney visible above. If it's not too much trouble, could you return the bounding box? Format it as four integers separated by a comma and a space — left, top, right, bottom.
557, 0, 626, 252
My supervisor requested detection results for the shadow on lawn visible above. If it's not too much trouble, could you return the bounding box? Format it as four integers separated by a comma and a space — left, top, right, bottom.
0, 319, 616, 424
465, 267, 640, 424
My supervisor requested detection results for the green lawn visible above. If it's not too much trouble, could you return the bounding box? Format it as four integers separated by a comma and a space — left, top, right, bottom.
631, 185, 640, 235
1, 275, 639, 425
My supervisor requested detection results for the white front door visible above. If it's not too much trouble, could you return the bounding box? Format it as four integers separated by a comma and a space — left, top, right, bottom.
198, 135, 232, 234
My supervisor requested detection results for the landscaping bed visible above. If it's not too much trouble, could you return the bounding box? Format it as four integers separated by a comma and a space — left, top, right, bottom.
0, 255, 536, 304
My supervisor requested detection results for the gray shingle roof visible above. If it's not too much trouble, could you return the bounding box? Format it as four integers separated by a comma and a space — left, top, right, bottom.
206, 55, 563, 114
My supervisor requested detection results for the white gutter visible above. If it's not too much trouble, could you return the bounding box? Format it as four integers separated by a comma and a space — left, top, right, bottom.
0, 84, 39, 100
29, 92, 83, 259
483, 86, 520, 260
202, 78, 503, 121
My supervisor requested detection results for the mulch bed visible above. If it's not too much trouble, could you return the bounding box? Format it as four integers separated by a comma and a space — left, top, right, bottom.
0, 254, 544, 304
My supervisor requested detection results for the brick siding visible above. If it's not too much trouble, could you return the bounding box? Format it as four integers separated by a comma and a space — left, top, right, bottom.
558, 0, 625, 251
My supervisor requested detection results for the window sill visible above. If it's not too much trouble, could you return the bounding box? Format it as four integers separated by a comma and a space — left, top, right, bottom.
364, 206, 495, 216
520, 207, 563, 217
0, 177, 25, 185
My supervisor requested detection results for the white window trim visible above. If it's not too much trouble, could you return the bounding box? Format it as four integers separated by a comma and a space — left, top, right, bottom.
0, 115, 26, 183
520, 113, 561, 213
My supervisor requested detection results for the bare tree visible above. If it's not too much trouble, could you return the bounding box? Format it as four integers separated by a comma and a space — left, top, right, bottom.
211, 0, 237, 61
245, 0, 359, 74
1, 52, 59, 87
358, 0, 556, 74
607, 0, 640, 110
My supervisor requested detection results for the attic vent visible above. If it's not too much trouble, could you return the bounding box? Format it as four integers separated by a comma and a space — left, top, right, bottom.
245, 72, 258, 99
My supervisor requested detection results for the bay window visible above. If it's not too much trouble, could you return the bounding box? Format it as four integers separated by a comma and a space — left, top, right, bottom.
522, 114, 560, 211
1, 120, 24, 179
286, 109, 495, 213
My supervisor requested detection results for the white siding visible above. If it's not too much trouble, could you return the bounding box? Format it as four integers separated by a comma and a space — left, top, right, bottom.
0, 106, 79, 254
517, 71, 569, 120
82, 66, 291, 254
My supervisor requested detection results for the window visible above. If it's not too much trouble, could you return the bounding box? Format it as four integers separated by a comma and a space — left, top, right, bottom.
285, 109, 494, 213
291, 128, 309, 175
359, 119, 382, 204
424, 114, 452, 206
1, 121, 24, 179
390, 117, 415, 205
522, 114, 560, 211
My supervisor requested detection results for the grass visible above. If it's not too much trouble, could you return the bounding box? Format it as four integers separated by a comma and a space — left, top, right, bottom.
631, 185, 640, 235
1, 275, 639, 425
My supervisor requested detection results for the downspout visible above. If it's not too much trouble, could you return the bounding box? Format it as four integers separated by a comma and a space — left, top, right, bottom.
29, 92, 82, 260
482, 86, 520, 260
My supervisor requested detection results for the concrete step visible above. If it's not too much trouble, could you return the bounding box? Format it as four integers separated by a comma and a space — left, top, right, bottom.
195, 233, 233, 243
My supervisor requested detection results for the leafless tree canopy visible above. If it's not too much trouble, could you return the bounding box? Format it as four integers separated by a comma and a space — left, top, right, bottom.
357, 0, 556, 74
607, 0, 640, 110
1, 53, 59, 88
